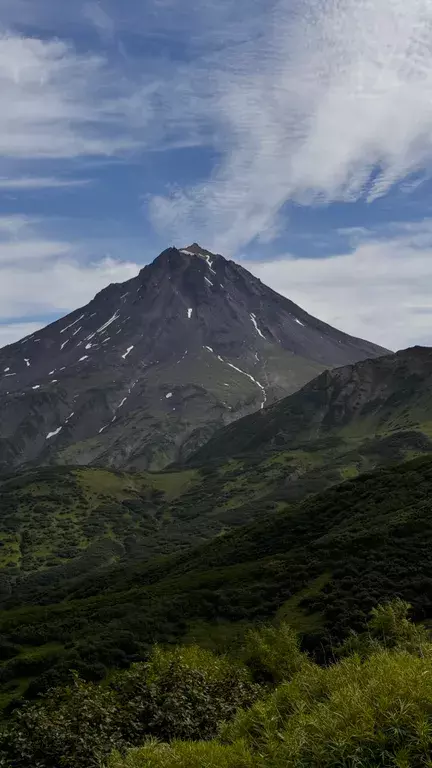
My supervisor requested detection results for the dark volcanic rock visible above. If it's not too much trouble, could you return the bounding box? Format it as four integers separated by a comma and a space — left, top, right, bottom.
0, 244, 387, 470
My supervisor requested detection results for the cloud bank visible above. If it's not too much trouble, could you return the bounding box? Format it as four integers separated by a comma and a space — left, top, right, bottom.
244, 221, 432, 351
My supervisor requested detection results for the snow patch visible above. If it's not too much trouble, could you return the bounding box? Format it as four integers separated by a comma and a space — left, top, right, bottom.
255, 351, 259, 361
121, 346, 134, 360
65, 412, 74, 422
180, 249, 195, 256
216, 354, 267, 410
187, 308, 193, 319
78, 356, 88, 362
60, 314, 85, 334
85, 343, 92, 350
3, 368, 9, 372
32, 385, 40, 390
99, 425, 108, 434
49, 370, 55, 375
60, 339, 69, 350
117, 397, 127, 409
46, 427, 62, 440
294, 318, 305, 327
203, 253, 216, 274
24, 359, 30, 367
86, 311, 120, 342
204, 277, 213, 287
51, 379, 58, 383
250, 313, 265, 339
4, 373, 15, 377
203, 345, 214, 353
166, 392, 173, 399
72, 326, 82, 336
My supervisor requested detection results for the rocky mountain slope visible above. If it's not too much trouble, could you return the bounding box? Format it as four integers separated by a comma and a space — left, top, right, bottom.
0, 243, 386, 471
192, 345, 432, 463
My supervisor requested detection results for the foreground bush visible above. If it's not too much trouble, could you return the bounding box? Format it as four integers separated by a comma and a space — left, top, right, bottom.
114, 647, 432, 768
113, 645, 258, 743
226, 647, 432, 767
0, 645, 257, 768
3, 606, 432, 768
240, 622, 304, 683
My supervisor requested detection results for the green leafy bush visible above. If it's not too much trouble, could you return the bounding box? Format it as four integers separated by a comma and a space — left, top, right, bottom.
113, 645, 259, 743
0, 646, 257, 768
339, 598, 430, 657
0, 674, 121, 768
240, 622, 304, 683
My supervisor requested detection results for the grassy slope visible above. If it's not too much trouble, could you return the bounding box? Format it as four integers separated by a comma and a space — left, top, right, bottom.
5, 348, 432, 596
2, 456, 432, 709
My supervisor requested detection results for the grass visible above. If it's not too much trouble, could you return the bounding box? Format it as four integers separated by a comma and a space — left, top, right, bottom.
275, 573, 330, 634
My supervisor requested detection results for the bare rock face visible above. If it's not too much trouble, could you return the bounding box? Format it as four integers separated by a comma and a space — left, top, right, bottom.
0, 244, 387, 470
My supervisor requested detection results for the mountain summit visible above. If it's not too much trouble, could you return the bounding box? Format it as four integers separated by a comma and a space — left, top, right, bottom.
0, 244, 387, 470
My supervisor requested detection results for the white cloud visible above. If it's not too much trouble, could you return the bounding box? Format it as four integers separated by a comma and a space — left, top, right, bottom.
0, 322, 44, 348
0, 255, 140, 319
0, 215, 141, 348
149, 0, 432, 253
0, 215, 33, 236
0, 33, 140, 160
241, 221, 432, 351
0, 253, 140, 348
0, 177, 92, 189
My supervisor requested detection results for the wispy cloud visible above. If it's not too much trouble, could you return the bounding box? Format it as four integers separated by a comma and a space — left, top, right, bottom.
0, 177, 92, 189
149, 0, 432, 253
0, 33, 139, 160
83, 2, 115, 43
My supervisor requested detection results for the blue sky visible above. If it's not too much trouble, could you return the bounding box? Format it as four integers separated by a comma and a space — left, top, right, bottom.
1, 0, 432, 350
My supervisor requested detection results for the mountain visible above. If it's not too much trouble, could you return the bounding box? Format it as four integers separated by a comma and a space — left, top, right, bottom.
0, 243, 386, 472
2, 454, 432, 707
3, 346, 432, 610
191, 345, 432, 466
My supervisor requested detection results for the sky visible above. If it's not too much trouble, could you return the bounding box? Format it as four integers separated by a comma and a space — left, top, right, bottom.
1, 0, 432, 351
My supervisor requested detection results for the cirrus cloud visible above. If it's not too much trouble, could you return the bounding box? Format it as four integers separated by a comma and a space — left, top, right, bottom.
149, 0, 432, 253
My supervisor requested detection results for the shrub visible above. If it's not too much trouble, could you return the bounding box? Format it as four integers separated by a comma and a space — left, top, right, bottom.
227, 648, 432, 768
0, 675, 122, 768
240, 623, 304, 683
339, 598, 430, 658
113, 645, 259, 743
0, 646, 257, 768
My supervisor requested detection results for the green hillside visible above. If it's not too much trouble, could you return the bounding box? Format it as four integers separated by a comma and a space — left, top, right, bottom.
1, 455, 432, 711
4, 347, 432, 611
191, 346, 432, 467
0, 465, 202, 600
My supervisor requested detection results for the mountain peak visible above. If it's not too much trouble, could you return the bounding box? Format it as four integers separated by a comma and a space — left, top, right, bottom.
0, 242, 387, 472
181, 243, 216, 255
